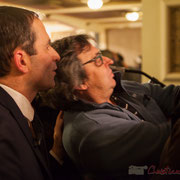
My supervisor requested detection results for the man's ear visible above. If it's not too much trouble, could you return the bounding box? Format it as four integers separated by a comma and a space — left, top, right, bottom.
13, 48, 30, 73
75, 83, 88, 90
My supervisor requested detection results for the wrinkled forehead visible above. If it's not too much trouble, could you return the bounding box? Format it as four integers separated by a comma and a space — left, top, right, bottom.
88, 38, 98, 48
75, 36, 98, 58
79, 38, 98, 53
77, 43, 100, 64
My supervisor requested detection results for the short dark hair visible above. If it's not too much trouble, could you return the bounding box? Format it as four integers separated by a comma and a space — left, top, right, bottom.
47, 34, 95, 109
0, 6, 39, 76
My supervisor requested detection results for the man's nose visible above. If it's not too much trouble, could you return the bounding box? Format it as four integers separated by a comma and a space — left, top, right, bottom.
103, 56, 114, 65
52, 47, 60, 62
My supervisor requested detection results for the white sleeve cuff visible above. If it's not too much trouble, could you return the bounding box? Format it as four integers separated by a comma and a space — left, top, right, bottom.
49, 149, 64, 165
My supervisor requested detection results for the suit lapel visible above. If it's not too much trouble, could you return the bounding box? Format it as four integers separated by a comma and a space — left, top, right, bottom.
0, 87, 52, 180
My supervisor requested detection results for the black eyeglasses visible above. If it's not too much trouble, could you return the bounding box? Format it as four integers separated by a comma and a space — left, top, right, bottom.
82, 52, 103, 67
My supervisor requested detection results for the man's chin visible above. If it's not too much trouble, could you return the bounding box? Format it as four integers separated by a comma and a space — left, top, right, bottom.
112, 79, 116, 87
40, 82, 55, 91
48, 82, 55, 89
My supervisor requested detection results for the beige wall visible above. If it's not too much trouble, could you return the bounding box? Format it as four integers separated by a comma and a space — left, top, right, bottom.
107, 28, 142, 67
142, 0, 180, 85
142, 0, 162, 83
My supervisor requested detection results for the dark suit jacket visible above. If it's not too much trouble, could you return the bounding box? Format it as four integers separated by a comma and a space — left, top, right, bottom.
0, 87, 53, 180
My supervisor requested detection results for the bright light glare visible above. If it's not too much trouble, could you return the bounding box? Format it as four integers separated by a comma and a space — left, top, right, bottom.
87, 0, 103, 10
125, 12, 139, 21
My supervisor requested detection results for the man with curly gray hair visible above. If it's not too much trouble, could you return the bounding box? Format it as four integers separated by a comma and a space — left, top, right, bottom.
51, 34, 180, 180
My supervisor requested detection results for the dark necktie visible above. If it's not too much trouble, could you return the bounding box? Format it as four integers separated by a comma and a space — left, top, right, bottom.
28, 114, 49, 166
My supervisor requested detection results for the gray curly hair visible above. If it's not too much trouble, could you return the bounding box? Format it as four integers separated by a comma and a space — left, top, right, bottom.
45, 34, 95, 109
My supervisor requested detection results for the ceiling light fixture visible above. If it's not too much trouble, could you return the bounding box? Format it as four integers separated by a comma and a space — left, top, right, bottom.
125, 12, 139, 21
87, 0, 103, 10
81, 0, 110, 10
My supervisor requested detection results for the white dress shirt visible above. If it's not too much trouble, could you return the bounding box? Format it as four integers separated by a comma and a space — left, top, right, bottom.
0, 84, 34, 121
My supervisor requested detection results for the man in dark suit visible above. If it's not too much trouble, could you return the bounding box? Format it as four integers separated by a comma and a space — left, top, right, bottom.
0, 6, 61, 180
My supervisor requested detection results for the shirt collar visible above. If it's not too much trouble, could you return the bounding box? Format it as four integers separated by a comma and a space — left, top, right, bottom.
0, 84, 34, 121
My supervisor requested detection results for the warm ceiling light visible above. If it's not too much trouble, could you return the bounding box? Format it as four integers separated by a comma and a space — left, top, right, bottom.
87, 0, 103, 10
125, 12, 139, 21
81, 0, 110, 10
